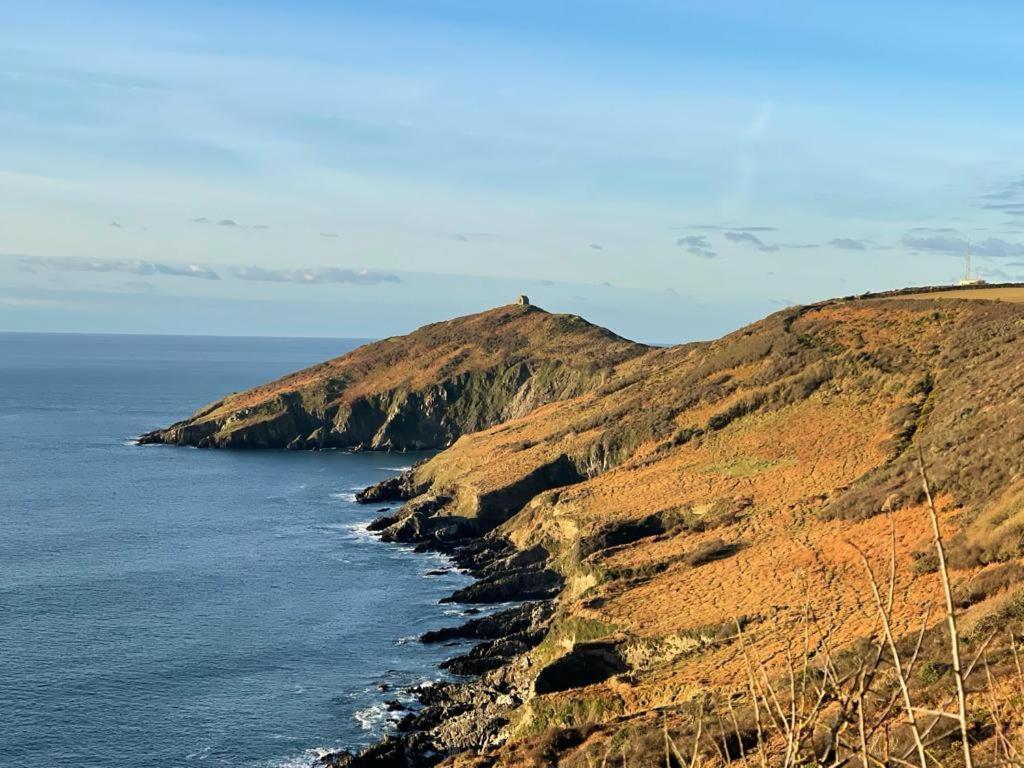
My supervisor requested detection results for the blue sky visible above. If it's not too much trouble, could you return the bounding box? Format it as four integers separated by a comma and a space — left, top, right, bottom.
3, 0, 1024, 342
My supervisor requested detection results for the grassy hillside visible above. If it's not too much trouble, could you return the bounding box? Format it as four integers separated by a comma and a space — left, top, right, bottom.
362, 291, 1024, 767
148, 286, 1024, 766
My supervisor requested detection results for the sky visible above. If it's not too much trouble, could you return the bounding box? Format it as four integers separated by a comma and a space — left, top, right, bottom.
3, 0, 1024, 343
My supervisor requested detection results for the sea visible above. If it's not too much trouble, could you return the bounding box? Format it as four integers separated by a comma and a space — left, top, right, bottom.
0, 333, 476, 768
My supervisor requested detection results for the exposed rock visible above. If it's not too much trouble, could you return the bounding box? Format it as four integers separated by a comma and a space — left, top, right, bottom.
318, 736, 411, 767
441, 627, 548, 676
357, 471, 418, 504
441, 567, 563, 604
421, 602, 553, 644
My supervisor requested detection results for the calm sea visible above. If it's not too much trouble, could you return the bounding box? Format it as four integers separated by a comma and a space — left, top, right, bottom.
0, 333, 473, 768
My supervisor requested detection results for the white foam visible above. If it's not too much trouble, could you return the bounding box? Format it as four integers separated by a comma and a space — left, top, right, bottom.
269, 751, 319, 768
380, 465, 412, 472
266, 745, 355, 768
342, 521, 377, 542
329, 491, 358, 503
354, 701, 388, 731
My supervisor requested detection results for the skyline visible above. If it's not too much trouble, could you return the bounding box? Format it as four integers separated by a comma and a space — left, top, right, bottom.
4, 0, 1024, 342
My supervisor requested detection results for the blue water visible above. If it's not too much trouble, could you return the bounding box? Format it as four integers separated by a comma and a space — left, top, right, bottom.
0, 334, 473, 768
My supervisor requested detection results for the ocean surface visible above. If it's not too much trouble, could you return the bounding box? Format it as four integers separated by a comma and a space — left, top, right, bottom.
0, 333, 475, 768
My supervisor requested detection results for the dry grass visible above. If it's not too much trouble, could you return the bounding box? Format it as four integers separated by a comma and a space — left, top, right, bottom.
532, 449, 1024, 768
899, 286, 1024, 303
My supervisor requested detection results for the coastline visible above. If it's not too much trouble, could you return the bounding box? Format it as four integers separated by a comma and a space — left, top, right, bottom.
319, 469, 560, 768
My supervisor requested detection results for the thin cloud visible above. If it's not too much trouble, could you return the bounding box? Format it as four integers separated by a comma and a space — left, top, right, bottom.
724, 231, 779, 252
217, 219, 239, 227
228, 266, 401, 285
676, 235, 716, 259
109, 221, 123, 229
589, 243, 603, 250
900, 233, 1024, 258
691, 224, 778, 232
981, 203, 1024, 213
454, 232, 498, 242
320, 232, 340, 238
191, 217, 208, 224
830, 237, 872, 251
20, 256, 221, 280
980, 177, 1024, 203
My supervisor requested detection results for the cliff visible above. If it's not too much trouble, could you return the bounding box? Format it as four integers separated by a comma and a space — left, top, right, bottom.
137, 303, 648, 450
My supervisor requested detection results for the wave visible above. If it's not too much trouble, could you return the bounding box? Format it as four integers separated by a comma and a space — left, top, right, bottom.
353, 701, 404, 732
329, 491, 358, 503
268, 748, 339, 768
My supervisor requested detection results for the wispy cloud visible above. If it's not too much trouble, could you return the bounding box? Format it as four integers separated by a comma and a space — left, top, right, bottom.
320, 232, 340, 238
691, 224, 778, 232
20, 256, 221, 280
724, 231, 779, 252
900, 233, 1024, 258
228, 266, 401, 285
109, 221, 123, 229
829, 237, 874, 250
676, 235, 716, 259
454, 232, 498, 242
589, 243, 603, 250
980, 177, 1024, 203
217, 218, 239, 227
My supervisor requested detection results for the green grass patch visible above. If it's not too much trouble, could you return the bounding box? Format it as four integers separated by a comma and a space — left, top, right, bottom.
532, 616, 618, 666
702, 455, 795, 478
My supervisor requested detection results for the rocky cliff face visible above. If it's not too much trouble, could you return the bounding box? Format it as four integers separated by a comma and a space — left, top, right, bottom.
138, 303, 649, 450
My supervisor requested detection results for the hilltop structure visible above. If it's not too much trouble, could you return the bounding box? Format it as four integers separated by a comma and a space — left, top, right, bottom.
959, 242, 987, 286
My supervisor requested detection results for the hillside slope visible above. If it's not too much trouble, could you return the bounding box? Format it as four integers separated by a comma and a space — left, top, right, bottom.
138, 302, 648, 450
339, 291, 1024, 767
147, 288, 1024, 766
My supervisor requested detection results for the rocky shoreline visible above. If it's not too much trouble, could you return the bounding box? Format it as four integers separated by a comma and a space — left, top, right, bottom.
320, 470, 562, 768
